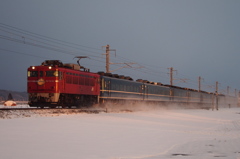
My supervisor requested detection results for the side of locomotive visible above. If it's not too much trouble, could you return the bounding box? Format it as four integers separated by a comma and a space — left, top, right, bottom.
28, 60, 100, 108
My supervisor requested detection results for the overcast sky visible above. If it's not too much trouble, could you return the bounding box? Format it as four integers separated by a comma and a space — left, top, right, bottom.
0, 0, 240, 95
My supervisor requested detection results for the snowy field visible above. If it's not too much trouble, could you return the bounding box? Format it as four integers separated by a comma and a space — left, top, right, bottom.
0, 105, 240, 159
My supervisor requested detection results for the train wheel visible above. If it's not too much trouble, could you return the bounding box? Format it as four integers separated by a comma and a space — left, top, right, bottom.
75, 98, 84, 108
61, 102, 66, 108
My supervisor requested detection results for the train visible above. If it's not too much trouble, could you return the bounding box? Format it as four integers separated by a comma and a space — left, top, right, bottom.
27, 60, 239, 109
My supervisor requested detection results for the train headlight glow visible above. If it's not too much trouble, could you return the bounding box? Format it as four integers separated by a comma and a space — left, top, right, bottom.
49, 66, 52, 69
32, 66, 35, 69
53, 71, 58, 76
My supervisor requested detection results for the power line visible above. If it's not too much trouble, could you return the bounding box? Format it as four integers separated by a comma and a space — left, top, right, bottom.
0, 28, 105, 58
0, 23, 103, 51
0, 48, 48, 59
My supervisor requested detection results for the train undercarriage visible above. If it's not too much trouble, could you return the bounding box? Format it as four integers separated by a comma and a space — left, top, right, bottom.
99, 98, 213, 110
28, 93, 98, 108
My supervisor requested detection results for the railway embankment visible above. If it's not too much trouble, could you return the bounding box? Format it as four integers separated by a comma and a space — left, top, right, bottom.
0, 108, 106, 119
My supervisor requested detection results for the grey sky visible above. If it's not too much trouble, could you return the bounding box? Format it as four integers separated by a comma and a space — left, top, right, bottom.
0, 0, 239, 95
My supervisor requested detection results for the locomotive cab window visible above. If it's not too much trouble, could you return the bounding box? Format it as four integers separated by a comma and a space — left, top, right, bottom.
28, 71, 38, 77
46, 71, 58, 77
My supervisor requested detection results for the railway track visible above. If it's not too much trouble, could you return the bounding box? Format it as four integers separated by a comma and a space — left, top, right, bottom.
0, 107, 106, 113
0, 107, 107, 119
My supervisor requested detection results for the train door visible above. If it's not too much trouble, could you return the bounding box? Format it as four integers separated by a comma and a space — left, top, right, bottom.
140, 84, 146, 101
61, 71, 65, 92
187, 91, 190, 103
145, 85, 148, 100
104, 78, 111, 97
170, 89, 174, 101
200, 94, 203, 103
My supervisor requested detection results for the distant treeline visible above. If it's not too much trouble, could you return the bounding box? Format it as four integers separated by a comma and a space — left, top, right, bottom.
0, 90, 28, 101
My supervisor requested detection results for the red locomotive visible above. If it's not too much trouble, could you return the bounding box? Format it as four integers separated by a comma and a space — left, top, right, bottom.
27, 60, 100, 108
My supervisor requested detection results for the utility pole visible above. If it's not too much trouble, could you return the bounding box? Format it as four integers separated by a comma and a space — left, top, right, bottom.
102, 44, 116, 73
168, 67, 188, 86
170, 67, 173, 86
102, 44, 141, 73
168, 67, 177, 86
227, 86, 230, 95
216, 81, 219, 110
198, 76, 204, 92
105, 45, 110, 73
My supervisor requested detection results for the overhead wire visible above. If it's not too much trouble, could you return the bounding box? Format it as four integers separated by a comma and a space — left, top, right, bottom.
0, 28, 105, 59
106, 52, 170, 82
0, 23, 103, 51
0, 48, 49, 59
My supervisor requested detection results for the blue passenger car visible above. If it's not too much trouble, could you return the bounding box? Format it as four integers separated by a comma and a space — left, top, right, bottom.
99, 75, 172, 104
99, 76, 143, 103
98, 73, 234, 108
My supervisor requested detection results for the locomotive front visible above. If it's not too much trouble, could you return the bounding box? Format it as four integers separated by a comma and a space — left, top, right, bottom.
27, 60, 63, 107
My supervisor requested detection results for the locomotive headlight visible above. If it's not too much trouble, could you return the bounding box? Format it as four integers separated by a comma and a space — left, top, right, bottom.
32, 66, 35, 69
49, 66, 52, 69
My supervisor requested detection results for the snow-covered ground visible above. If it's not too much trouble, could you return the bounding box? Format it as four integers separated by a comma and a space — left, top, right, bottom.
0, 104, 29, 109
0, 106, 240, 159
